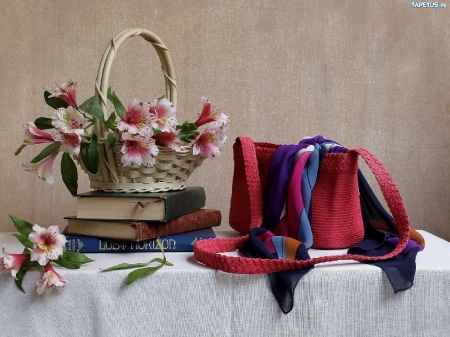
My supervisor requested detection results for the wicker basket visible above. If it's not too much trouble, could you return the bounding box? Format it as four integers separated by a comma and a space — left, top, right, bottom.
75, 28, 204, 193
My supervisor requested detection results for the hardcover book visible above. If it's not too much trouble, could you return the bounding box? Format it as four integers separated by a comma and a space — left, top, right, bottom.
75, 186, 206, 222
65, 208, 221, 241
65, 227, 216, 253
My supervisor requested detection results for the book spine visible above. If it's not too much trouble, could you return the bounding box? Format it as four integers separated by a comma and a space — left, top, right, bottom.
135, 209, 221, 241
163, 187, 206, 221
65, 232, 215, 253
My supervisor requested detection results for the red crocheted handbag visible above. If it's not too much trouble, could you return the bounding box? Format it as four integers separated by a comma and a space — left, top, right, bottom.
194, 137, 412, 274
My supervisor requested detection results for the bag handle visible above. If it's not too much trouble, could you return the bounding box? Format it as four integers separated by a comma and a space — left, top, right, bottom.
228, 137, 264, 234
194, 147, 410, 274
93, 28, 177, 183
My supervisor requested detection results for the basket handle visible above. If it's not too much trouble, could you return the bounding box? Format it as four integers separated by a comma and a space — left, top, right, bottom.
92, 28, 177, 183
95, 28, 177, 138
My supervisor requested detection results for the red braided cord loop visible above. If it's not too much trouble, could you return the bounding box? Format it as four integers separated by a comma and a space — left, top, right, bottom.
194, 147, 410, 274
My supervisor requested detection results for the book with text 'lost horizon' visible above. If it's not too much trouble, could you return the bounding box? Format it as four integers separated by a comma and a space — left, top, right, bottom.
64, 227, 216, 253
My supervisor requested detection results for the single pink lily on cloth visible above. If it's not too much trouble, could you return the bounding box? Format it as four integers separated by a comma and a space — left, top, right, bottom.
117, 98, 155, 138
37, 263, 68, 295
120, 133, 159, 167
47, 79, 78, 108
28, 224, 66, 266
0, 245, 30, 279
22, 152, 58, 184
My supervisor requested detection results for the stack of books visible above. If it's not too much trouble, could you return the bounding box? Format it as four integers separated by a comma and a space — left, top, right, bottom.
64, 186, 221, 253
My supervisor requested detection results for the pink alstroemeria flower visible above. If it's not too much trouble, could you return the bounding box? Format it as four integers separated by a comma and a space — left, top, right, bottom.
52, 107, 86, 135
48, 79, 78, 108
153, 131, 183, 152
22, 152, 58, 184
194, 97, 229, 129
36, 263, 68, 295
29, 224, 66, 266
117, 98, 155, 138
192, 125, 228, 158
149, 97, 178, 133
52, 130, 82, 155
23, 122, 54, 145
120, 133, 158, 168
1, 245, 30, 279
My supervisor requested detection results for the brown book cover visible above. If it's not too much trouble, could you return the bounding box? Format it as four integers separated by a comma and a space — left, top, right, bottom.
65, 208, 221, 241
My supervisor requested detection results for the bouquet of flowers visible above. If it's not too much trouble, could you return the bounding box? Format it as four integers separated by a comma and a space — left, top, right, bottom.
15, 80, 229, 194
1, 215, 93, 294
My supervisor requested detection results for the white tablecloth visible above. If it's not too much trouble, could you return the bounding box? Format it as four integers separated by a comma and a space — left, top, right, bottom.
1, 230, 449, 337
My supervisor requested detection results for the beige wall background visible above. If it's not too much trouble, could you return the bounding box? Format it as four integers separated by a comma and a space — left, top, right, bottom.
0, 0, 449, 241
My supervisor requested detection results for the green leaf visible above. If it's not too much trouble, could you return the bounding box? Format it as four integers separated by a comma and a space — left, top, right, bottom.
107, 87, 125, 120
30, 142, 61, 163
79, 96, 105, 124
100, 257, 172, 272
106, 132, 116, 151
126, 265, 164, 285
80, 134, 99, 174
11, 233, 34, 250
176, 121, 198, 143
44, 91, 68, 109
9, 215, 33, 238
63, 251, 94, 266
34, 117, 53, 130
157, 95, 165, 102
61, 152, 78, 195
101, 262, 152, 272
54, 255, 80, 269
105, 111, 117, 130
14, 260, 41, 294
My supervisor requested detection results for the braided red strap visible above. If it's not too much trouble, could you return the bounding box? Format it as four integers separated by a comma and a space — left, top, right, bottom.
194, 148, 411, 274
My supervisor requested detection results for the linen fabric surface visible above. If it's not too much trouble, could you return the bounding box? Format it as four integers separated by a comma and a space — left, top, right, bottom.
240, 136, 425, 313
0, 231, 448, 337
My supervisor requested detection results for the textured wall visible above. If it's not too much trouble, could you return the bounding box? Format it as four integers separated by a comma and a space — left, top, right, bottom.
0, 0, 449, 241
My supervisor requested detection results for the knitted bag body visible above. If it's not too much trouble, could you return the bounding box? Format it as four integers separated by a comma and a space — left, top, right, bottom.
229, 138, 365, 249
194, 137, 411, 274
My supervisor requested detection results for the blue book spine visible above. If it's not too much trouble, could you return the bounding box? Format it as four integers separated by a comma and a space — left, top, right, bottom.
65, 228, 216, 253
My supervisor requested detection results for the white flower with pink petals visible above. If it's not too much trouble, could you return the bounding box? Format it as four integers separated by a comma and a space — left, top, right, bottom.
194, 97, 229, 129
153, 132, 184, 152
52, 107, 86, 135
47, 79, 78, 108
149, 97, 178, 133
52, 130, 82, 155
192, 125, 227, 158
117, 98, 155, 138
23, 122, 54, 145
22, 152, 58, 184
36, 263, 68, 295
28, 224, 66, 266
1, 245, 30, 279
120, 133, 159, 168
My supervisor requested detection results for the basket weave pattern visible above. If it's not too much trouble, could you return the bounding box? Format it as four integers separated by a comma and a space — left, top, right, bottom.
79, 28, 204, 192
75, 144, 203, 193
